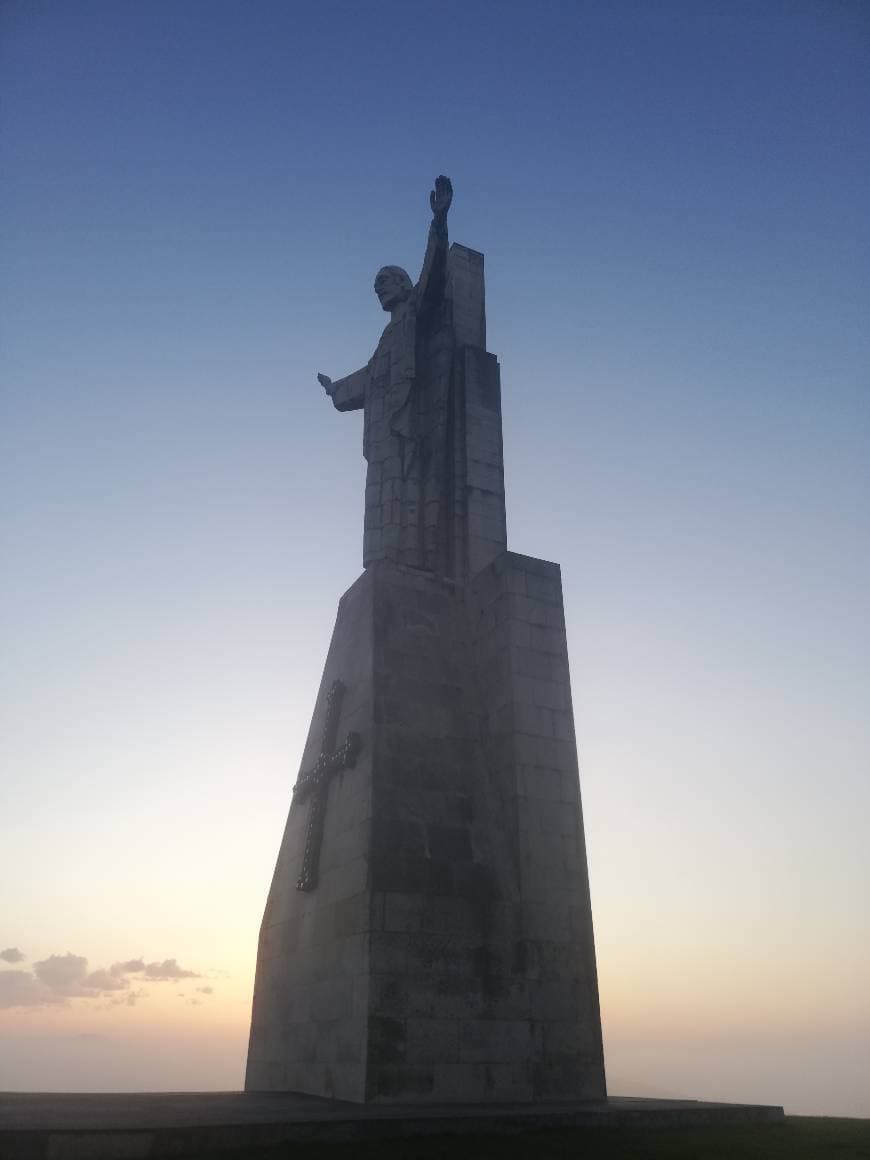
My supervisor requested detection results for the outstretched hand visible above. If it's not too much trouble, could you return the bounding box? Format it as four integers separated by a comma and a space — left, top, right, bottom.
430, 175, 452, 225
317, 373, 335, 396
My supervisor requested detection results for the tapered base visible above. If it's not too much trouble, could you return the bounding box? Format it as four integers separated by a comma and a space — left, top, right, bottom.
246, 553, 606, 1103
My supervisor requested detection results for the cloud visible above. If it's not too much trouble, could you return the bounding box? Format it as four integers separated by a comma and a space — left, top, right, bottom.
33, 953, 89, 995
196, 985, 214, 995
1, 947, 25, 964
111, 959, 144, 976
27, 954, 128, 1000
84, 969, 128, 992
108, 988, 146, 1008
0, 970, 56, 1009
0, 951, 203, 1008
143, 959, 199, 981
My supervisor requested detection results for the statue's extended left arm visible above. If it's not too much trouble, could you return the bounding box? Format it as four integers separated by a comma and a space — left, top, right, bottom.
317, 367, 367, 412
416, 175, 452, 312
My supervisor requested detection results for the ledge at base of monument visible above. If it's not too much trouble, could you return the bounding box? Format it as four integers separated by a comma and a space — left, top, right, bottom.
0, 1092, 787, 1160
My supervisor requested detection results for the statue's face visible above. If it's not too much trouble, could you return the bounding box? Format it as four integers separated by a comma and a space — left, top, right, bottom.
374, 267, 411, 312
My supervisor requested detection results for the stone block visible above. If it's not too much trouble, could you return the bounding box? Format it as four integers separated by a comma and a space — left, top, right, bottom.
520, 900, 573, 942
518, 765, 562, 802
511, 645, 569, 683
405, 1018, 461, 1063
371, 1064, 436, 1100
420, 894, 479, 938
430, 1062, 487, 1102
525, 572, 562, 604
482, 1062, 534, 1101
466, 459, 504, 493
508, 592, 564, 627
383, 892, 424, 934
283, 1022, 318, 1064
309, 977, 354, 1022
509, 553, 560, 579
512, 701, 575, 740
528, 623, 567, 656
447, 244, 486, 349
459, 1019, 541, 1064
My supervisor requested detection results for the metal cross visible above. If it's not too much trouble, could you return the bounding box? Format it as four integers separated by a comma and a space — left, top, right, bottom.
292, 679, 361, 892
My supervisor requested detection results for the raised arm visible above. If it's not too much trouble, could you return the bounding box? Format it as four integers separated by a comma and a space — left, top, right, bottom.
318, 366, 368, 412
416, 175, 452, 313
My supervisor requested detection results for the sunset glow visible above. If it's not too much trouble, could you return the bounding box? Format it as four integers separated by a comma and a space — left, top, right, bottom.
2, 0, 868, 1118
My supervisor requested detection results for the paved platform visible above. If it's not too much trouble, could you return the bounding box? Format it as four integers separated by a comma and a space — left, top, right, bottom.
0, 1090, 788, 1155
0, 1090, 784, 1158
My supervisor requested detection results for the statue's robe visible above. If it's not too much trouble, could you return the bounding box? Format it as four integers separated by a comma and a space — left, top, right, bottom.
329, 221, 453, 573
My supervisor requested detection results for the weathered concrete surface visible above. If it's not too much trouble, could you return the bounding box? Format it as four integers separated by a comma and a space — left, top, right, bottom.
246, 551, 605, 1103
0, 1091, 786, 1159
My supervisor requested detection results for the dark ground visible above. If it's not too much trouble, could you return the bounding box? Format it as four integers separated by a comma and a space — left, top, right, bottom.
183, 1116, 870, 1160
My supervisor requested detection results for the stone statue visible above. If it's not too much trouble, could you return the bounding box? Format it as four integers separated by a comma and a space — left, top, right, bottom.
249, 181, 606, 1106
317, 176, 454, 573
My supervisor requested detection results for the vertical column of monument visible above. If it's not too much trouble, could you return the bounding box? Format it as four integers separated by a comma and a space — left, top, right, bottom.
469, 552, 607, 1100
447, 244, 507, 580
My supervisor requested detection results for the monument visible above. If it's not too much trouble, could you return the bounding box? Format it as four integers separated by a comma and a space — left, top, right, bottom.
245, 178, 607, 1103
0, 183, 786, 1160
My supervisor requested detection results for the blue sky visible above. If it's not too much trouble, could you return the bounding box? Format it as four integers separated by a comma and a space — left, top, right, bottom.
1, 0, 868, 1114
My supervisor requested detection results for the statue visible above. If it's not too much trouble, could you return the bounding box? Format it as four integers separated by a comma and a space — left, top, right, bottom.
249, 181, 607, 1104
317, 176, 454, 574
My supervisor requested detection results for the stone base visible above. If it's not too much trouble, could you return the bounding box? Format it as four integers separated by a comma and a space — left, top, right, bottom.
246, 552, 605, 1103
0, 1092, 787, 1159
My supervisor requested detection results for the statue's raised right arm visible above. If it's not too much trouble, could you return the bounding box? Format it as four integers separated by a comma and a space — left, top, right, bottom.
417, 175, 452, 312
317, 176, 452, 407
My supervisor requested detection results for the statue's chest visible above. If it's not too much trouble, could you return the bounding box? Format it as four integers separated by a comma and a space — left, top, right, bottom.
371, 315, 415, 391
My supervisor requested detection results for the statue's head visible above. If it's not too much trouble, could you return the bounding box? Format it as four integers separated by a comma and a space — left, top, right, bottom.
374, 266, 413, 312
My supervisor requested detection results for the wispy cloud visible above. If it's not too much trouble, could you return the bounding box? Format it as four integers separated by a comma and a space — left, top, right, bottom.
106, 988, 146, 1008
84, 969, 129, 992
0, 950, 203, 1009
143, 959, 199, 981
110, 958, 144, 977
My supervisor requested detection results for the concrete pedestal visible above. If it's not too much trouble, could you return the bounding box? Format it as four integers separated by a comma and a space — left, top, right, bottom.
246, 551, 606, 1103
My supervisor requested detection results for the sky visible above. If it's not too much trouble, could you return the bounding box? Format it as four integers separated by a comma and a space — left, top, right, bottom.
1, 0, 868, 1118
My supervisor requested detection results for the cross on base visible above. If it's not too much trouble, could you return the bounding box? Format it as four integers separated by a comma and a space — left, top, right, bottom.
292, 679, 361, 892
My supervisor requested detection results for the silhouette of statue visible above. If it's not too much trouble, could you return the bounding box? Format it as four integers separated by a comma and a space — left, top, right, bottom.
317, 176, 454, 573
